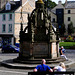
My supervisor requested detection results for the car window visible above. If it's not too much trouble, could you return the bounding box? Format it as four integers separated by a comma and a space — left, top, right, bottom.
7, 45, 10, 48
10, 45, 17, 48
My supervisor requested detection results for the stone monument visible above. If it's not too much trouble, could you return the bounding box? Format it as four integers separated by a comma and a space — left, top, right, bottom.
19, 0, 59, 60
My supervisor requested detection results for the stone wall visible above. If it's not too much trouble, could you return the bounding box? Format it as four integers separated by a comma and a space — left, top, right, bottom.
33, 43, 48, 57
51, 42, 57, 58
20, 42, 58, 58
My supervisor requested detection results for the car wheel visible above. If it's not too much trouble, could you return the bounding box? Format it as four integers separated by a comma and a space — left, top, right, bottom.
12, 50, 15, 53
2, 50, 4, 53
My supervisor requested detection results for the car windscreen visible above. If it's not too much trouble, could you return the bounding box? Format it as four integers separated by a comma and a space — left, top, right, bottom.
10, 45, 18, 48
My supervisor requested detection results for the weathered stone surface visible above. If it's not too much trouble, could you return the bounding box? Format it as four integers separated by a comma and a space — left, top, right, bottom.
19, 0, 59, 59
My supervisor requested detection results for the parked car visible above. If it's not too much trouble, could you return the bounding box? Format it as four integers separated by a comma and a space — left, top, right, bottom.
0, 43, 2, 48
1, 45, 20, 53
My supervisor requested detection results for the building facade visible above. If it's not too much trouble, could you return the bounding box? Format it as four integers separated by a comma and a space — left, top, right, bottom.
0, 1, 20, 46
64, 1, 75, 35
51, 0, 75, 36
14, 0, 35, 43
0, 12, 15, 46
0, 0, 10, 10
0, 0, 35, 46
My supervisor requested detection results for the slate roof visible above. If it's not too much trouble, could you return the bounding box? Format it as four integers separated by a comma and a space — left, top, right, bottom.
0, 1, 20, 13
65, 1, 75, 8
21, 0, 35, 9
28, 0, 35, 8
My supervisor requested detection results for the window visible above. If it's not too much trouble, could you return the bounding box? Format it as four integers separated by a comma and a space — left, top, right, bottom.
9, 14, 12, 20
2, 24, 6, 32
8, 24, 12, 32
5, 2, 11, 10
7, 5, 10, 10
59, 12, 61, 14
68, 17, 71, 21
68, 10, 70, 14
2, 14, 6, 21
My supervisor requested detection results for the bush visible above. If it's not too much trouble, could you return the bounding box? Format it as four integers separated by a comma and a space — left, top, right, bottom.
59, 42, 75, 49
64, 35, 74, 42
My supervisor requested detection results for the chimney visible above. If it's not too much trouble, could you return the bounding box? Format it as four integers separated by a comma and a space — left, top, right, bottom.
20, 0, 27, 6
65, 0, 67, 6
58, 0, 62, 4
20, 0, 22, 6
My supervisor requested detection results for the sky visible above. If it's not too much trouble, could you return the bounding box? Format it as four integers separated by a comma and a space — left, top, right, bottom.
52, 0, 65, 4
11, 0, 75, 4
10, 0, 20, 1
51, 0, 74, 4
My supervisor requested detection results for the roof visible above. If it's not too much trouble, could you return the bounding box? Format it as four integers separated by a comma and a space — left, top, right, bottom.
51, 1, 64, 14
0, 1, 20, 13
22, 0, 35, 9
65, 1, 75, 8
28, 0, 35, 8
16, 0, 35, 12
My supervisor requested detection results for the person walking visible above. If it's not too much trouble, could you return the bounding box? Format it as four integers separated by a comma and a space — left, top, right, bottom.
33, 59, 53, 72
59, 46, 68, 61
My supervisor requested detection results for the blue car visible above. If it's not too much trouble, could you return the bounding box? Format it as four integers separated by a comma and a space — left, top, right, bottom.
2, 45, 20, 53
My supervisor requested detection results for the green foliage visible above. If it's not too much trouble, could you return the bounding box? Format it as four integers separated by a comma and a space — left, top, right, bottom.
62, 3, 65, 6
60, 23, 66, 36
73, 27, 75, 32
65, 35, 74, 42
44, 0, 57, 9
59, 42, 75, 49
67, 22, 74, 35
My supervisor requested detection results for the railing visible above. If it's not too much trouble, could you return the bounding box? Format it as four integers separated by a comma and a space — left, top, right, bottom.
28, 72, 74, 75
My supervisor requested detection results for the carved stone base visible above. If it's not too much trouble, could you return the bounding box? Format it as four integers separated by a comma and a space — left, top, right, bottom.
19, 41, 58, 59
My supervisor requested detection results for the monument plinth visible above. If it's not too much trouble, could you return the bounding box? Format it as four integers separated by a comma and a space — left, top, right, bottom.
19, 0, 59, 60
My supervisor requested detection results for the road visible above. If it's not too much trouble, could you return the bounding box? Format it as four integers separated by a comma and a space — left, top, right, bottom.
0, 49, 75, 75
0, 66, 32, 75
66, 49, 75, 61
0, 53, 32, 75
65, 49, 75, 72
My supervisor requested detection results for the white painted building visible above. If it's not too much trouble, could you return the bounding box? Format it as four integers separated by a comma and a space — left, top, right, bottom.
51, 0, 75, 36
0, 0, 35, 46
0, 1, 20, 46
64, 1, 75, 36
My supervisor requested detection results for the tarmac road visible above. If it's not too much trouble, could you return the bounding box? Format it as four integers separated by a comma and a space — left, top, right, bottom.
0, 66, 32, 75
0, 49, 75, 75
65, 49, 75, 72
0, 50, 32, 75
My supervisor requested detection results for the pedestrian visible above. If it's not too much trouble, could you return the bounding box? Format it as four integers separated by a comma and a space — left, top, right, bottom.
33, 59, 53, 72
59, 46, 68, 61
53, 62, 66, 72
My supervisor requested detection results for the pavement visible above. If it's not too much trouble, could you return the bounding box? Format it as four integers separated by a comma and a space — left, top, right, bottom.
0, 49, 75, 70
1, 57, 75, 70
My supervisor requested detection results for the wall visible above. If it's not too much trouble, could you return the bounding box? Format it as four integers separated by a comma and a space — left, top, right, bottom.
14, 0, 35, 43
0, 13, 14, 34
64, 8, 75, 29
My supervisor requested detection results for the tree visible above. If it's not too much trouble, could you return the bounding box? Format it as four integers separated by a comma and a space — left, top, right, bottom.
60, 23, 66, 36
44, 0, 57, 9
67, 22, 74, 35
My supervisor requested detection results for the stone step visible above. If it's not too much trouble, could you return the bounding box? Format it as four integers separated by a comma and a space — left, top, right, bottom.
13, 57, 65, 64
